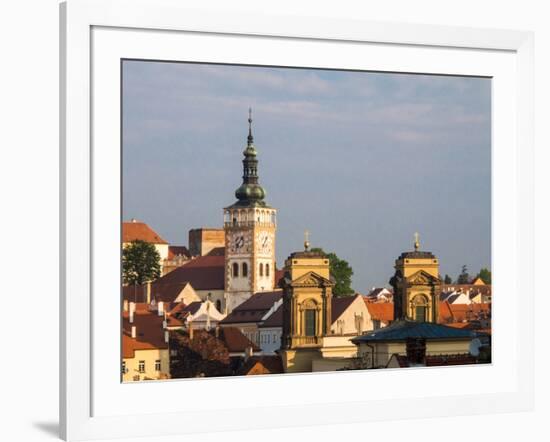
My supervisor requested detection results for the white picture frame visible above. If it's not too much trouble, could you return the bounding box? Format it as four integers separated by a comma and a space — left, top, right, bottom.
60, 0, 534, 440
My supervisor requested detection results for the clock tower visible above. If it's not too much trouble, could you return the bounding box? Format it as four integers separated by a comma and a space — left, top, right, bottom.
223, 110, 277, 313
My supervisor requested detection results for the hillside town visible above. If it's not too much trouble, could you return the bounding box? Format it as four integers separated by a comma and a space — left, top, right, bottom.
121, 112, 491, 381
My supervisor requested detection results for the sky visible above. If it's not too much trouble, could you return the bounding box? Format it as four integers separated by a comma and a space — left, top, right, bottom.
122, 60, 491, 292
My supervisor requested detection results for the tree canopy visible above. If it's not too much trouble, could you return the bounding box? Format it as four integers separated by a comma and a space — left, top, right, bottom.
169, 330, 232, 378
476, 267, 492, 284
456, 264, 470, 284
444, 274, 453, 284
310, 248, 354, 297
122, 240, 161, 285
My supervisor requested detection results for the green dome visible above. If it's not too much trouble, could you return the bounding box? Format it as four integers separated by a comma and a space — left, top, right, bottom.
235, 183, 266, 201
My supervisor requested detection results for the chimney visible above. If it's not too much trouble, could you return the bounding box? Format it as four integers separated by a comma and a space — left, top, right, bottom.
245, 346, 254, 360
129, 301, 136, 323
164, 330, 169, 343
146, 281, 151, 305
406, 338, 426, 365
131, 325, 136, 338
158, 301, 164, 316
215, 325, 220, 338
189, 326, 194, 340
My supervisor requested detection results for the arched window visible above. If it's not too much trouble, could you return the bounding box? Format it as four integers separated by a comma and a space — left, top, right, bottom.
265, 263, 270, 277
242, 262, 248, 277
232, 262, 239, 277
259, 263, 263, 277
215, 300, 222, 312
412, 294, 429, 322
304, 309, 316, 337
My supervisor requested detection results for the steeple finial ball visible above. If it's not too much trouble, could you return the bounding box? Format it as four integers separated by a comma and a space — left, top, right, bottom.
414, 232, 420, 251
304, 230, 310, 251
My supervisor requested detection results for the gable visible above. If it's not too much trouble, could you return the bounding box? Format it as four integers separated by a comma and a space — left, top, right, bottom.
290, 271, 334, 288
406, 269, 440, 285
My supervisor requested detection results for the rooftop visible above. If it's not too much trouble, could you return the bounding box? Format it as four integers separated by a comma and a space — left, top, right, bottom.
122, 220, 168, 244
352, 319, 482, 344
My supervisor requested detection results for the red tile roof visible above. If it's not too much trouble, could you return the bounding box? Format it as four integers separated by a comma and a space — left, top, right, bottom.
122, 310, 168, 359
122, 221, 168, 244
152, 254, 225, 291
238, 355, 283, 375
218, 327, 260, 352
365, 300, 394, 322
439, 302, 491, 323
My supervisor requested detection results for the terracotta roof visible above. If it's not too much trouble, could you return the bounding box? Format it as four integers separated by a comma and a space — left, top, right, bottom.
237, 355, 283, 375
122, 221, 168, 244
218, 327, 260, 352
331, 295, 360, 324
168, 246, 190, 259
221, 291, 283, 324
122, 310, 168, 359
152, 254, 225, 291
122, 281, 192, 304
439, 302, 491, 323
365, 301, 394, 322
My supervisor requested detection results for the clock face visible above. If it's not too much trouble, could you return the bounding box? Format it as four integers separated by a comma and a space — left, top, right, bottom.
229, 231, 250, 254
256, 231, 273, 255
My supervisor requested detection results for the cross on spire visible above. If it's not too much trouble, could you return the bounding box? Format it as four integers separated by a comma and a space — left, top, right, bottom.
247, 107, 253, 145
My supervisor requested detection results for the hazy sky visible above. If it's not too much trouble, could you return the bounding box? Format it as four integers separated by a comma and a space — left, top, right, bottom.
122, 60, 491, 292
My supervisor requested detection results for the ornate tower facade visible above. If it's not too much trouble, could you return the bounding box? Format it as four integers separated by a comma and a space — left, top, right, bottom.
280, 239, 335, 373
223, 110, 277, 313
390, 234, 441, 323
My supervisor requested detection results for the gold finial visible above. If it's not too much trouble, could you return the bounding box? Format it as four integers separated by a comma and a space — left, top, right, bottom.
414, 232, 420, 251
304, 229, 310, 251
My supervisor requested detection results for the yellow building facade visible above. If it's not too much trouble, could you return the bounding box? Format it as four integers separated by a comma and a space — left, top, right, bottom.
390, 234, 442, 323
279, 242, 336, 373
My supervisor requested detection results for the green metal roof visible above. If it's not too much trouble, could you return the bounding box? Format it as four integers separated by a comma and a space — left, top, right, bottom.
351, 320, 482, 343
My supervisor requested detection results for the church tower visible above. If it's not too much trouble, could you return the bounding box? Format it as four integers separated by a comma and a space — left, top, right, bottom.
223, 110, 277, 313
390, 233, 441, 323
280, 236, 335, 373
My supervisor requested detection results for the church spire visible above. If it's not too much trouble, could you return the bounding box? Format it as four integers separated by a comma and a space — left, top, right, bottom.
233, 108, 268, 207
248, 107, 254, 145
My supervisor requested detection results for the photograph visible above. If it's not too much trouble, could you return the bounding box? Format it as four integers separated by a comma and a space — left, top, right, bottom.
120, 60, 492, 381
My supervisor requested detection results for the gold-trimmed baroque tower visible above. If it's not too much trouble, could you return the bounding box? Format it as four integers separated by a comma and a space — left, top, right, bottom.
390, 234, 441, 323
280, 237, 335, 373
223, 110, 277, 313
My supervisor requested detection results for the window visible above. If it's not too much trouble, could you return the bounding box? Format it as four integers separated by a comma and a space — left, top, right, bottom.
242, 262, 248, 277
259, 263, 263, 277
215, 300, 222, 312
121, 361, 126, 375
305, 309, 316, 337
265, 263, 270, 277
415, 306, 427, 322
138, 360, 145, 373
155, 359, 161, 371
232, 262, 239, 277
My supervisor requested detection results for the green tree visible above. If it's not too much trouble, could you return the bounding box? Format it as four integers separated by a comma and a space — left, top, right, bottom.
457, 265, 470, 284
311, 248, 354, 297
444, 274, 453, 284
477, 267, 492, 284
122, 240, 161, 285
